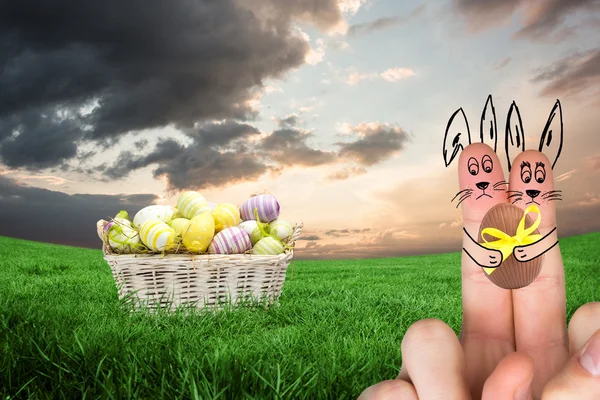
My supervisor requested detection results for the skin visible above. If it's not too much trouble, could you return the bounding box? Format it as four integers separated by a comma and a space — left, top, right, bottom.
358, 142, 594, 399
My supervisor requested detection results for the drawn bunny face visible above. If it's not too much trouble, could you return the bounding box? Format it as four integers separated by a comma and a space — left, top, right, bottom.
505, 100, 563, 227
444, 95, 509, 214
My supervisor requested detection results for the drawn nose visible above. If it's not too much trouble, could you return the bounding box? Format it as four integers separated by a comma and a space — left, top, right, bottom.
476, 182, 489, 190
526, 189, 540, 199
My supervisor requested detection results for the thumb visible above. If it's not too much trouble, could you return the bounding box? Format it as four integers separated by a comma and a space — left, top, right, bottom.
481, 352, 534, 400
542, 329, 600, 399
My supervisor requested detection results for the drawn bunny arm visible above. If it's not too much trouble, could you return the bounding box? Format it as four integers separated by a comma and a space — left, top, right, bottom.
513, 226, 558, 263
462, 226, 503, 269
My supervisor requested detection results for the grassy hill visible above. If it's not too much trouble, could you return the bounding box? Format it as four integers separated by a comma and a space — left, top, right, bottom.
1, 232, 599, 399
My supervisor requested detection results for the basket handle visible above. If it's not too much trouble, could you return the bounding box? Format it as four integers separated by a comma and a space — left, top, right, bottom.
289, 221, 303, 247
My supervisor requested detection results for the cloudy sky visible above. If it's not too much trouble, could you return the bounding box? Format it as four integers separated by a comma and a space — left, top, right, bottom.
0, 0, 599, 259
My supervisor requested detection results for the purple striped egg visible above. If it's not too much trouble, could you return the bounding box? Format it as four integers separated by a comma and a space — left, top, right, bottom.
207, 227, 252, 254
240, 194, 280, 223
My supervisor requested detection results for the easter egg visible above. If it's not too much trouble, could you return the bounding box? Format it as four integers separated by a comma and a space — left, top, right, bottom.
240, 194, 280, 222
177, 191, 212, 219
207, 227, 252, 254
269, 219, 293, 242
182, 212, 215, 253
212, 203, 241, 233
139, 220, 176, 252
239, 220, 267, 245
170, 218, 191, 236
133, 205, 178, 229
209, 202, 217, 211
252, 237, 285, 255
478, 203, 544, 290
105, 220, 142, 253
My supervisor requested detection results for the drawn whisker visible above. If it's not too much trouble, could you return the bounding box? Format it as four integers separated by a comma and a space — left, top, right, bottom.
542, 190, 563, 198
493, 187, 506, 191
451, 189, 473, 202
455, 193, 472, 208
506, 190, 523, 194
544, 195, 562, 200
493, 181, 508, 188
507, 193, 523, 199
511, 197, 523, 204
546, 197, 563, 202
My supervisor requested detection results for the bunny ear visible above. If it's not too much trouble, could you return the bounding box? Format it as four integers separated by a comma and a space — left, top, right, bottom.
539, 99, 563, 169
443, 107, 471, 167
479, 94, 498, 152
505, 101, 525, 172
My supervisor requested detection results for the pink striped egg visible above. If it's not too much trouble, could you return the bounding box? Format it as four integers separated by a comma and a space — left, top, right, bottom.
207, 227, 252, 254
240, 194, 280, 223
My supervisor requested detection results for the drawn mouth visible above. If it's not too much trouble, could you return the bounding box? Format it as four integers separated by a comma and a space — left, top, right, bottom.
526, 200, 540, 205
476, 193, 493, 200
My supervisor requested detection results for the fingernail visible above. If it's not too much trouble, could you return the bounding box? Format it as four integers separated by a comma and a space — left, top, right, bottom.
580, 334, 600, 376
514, 381, 531, 400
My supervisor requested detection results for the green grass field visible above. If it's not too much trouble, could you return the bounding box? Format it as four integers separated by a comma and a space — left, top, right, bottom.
1, 232, 599, 399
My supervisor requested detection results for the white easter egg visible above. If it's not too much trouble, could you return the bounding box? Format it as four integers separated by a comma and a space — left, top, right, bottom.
133, 205, 177, 229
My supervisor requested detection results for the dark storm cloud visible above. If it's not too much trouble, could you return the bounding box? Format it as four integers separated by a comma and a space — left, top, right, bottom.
0, 175, 158, 248
0, 0, 337, 169
101, 120, 412, 189
103, 121, 266, 189
531, 49, 600, 97
335, 123, 411, 166
453, 0, 600, 40
347, 5, 425, 36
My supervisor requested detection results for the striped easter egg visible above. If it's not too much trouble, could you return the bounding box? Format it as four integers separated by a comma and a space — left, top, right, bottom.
212, 203, 240, 233
252, 237, 285, 255
177, 191, 212, 219
209, 202, 217, 211
269, 219, 293, 242
139, 220, 176, 252
182, 212, 215, 253
239, 220, 266, 245
240, 194, 280, 222
207, 227, 251, 254
133, 205, 178, 229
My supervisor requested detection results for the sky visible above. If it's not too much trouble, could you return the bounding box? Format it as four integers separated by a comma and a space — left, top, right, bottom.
0, 0, 599, 259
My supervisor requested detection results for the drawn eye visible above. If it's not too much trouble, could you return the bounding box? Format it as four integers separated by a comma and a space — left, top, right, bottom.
535, 163, 546, 183
467, 157, 479, 175
481, 155, 493, 173
520, 162, 532, 184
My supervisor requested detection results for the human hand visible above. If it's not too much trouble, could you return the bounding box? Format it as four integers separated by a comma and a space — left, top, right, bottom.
358, 303, 600, 399
360, 132, 570, 398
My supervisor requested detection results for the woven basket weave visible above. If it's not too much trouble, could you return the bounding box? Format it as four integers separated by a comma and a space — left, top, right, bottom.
97, 219, 303, 312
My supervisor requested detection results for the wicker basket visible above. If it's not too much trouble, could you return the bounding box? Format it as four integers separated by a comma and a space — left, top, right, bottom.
97, 219, 303, 312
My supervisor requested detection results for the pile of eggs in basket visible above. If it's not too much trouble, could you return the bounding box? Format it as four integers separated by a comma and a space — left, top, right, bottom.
102, 192, 294, 255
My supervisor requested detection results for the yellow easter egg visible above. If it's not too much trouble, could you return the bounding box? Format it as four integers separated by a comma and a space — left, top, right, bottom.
139, 220, 176, 252
170, 218, 191, 236
176, 191, 212, 219
212, 203, 240, 233
182, 212, 215, 253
